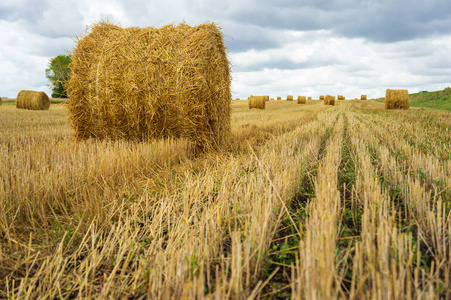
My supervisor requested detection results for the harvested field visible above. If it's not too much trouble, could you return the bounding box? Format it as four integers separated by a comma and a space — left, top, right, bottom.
1, 100, 450, 299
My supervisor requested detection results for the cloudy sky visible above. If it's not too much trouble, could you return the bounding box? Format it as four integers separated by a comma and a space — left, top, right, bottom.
1, 0, 451, 99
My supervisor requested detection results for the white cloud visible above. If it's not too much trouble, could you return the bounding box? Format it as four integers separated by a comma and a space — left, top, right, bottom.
1, 0, 451, 99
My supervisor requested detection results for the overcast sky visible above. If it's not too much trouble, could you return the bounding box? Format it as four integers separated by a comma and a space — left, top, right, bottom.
1, 0, 451, 99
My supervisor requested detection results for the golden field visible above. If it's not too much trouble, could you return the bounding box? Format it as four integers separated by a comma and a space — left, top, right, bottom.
0, 100, 450, 299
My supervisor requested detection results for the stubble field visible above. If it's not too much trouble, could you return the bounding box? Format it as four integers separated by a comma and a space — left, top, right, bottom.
0, 99, 450, 299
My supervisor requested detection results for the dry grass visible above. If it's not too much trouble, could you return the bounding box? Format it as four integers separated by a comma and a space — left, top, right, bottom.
297, 96, 306, 104
1, 100, 450, 299
385, 89, 409, 110
325, 95, 335, 105
67, 22, 231, 150
16, 90, 50, 110
248, 96, 266, 109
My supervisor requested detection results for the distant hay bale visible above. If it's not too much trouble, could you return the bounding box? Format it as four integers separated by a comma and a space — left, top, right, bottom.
325, 95, 335, 105
297, 96, 306, 104
0, 97, 2, 106
277, 97, 282, 100
67, 22, 231, 150
319, 95, 325, 101
308, 97, 312, 100
235, 98, 240, 101
287, 95, 294, 101
264, 95, 269, 102
338, 95, 345, 100
361, 95, 367, 100
16, 90, 50, 110
270, 98, 274, 101
385, 89, 409, 110
248, 96, 266, 109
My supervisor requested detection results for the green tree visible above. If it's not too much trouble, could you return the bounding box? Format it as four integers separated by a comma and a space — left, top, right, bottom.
45, 55, 71, 98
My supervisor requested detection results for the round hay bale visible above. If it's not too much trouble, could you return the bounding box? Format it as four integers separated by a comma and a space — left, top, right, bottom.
308, 97, 312, 100
270, 98, 274, 101
338, 95, 345, 100
16, 90, 50, 110
297, 96, 306, 104
361, 95, 367, 100
248, 96, 266, 109
277, 97, 282, 100
67, 22, 231, 150
319, 95, 325, 101
264, 95, 269, 102
325, 95, 335, 105
287, 95, 294, 101
385, 89, 409, 110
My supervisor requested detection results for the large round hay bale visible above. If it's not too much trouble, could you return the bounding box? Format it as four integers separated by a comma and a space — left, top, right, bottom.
361, 95, 367, 100
325, 95, 335, 105
287, 95, 294, 101
16, 90, 50, 110
276, 97, 282, 100
297, 96, 306, 104
67, 22, 231, 150
319, 95, 325, 101
248, 96, 266, 109
385, 89, 409, 110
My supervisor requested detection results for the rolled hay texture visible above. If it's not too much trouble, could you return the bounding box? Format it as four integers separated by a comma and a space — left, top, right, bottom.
385, 89, 409, 110
287, 95, 294, 101
277, 97, 282, 100
67, 22, 231, 150
325, 95, 335, 105
361, 95, 367, 100
16, 90, 50, 110
264, 95, 269, 102
319, 95, 325, 101
297, 96, 306, 104
248, 96, 266, 109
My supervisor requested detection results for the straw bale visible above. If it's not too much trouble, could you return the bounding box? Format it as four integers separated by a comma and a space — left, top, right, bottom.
308, 97, 312, 100
264, 95, 269, 102
287, 95, 294, 101
385, 89, 409, 110
319, 95, 325, 101
16, 90, 50, 110
67, 22, 231, 150
277, 97, 282, 100
361, 95, 367, 100
297, 96, 306, 104
338, 95, 345, 100
270, 98, 274, 101
248, 96, 266, 109
325, 95, 335, 105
